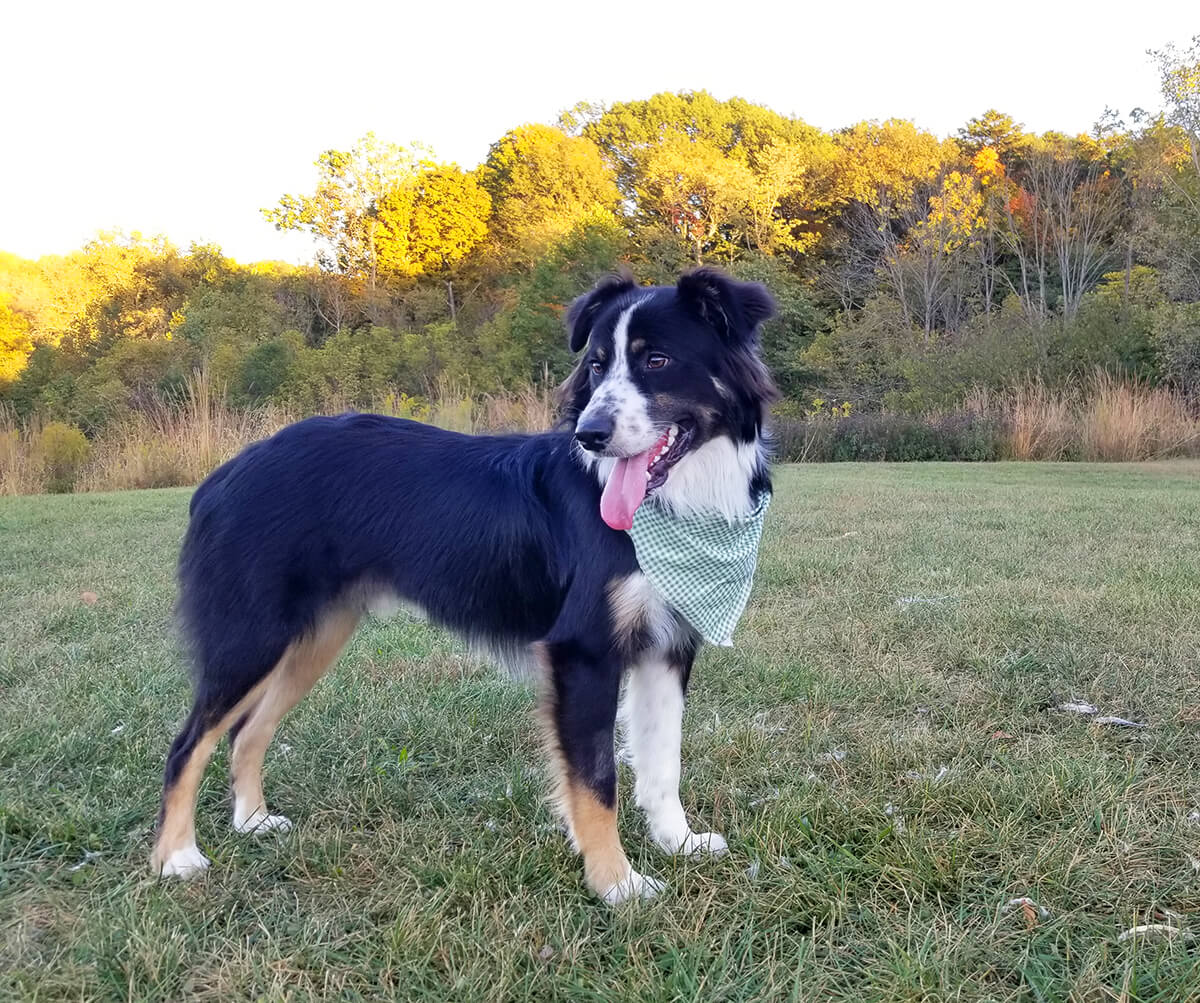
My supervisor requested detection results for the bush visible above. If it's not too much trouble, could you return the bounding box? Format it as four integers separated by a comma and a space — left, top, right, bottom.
34, 421, 90, 492
1152, 302, 1200, 403
773, 411, 1003, 463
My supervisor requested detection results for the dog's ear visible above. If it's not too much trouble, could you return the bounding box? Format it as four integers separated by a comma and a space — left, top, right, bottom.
565, 270, 637, 353
676, 267, 775, 343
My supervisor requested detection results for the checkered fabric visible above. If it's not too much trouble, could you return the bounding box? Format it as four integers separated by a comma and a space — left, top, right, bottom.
628, 489, 772, 647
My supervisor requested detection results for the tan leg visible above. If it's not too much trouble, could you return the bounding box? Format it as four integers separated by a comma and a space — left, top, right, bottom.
559, 779, 624, 898
230, 607, 359, 834
149, 676, 274, 878
537, 643, 663, 905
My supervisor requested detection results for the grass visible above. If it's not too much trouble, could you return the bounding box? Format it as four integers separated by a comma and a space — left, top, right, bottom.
2, 462, 1200, 1001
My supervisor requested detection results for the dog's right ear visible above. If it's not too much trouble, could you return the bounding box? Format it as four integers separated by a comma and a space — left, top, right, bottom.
565, 271, 637, 353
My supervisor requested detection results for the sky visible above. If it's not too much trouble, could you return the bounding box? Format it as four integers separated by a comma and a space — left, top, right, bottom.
2, 0, 1195, 265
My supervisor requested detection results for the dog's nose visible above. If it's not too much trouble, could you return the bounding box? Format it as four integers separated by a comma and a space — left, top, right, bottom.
574, 414, 613, 452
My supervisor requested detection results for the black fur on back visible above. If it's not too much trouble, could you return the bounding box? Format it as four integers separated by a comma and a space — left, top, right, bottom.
178, 415, 639, 717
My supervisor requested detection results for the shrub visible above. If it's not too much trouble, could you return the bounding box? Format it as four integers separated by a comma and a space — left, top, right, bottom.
772, 411, 1003, 463
33, 421, 90, 492
1152, 302, 1200, 403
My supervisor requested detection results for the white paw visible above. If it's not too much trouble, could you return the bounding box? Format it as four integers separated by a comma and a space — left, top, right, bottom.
601, 870, 666, 905
232, 808, 293, 835
157, 843, 210, 879
655, 829, 729, 857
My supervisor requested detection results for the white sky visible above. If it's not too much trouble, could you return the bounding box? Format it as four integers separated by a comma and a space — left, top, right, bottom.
2, 0, 1195, 264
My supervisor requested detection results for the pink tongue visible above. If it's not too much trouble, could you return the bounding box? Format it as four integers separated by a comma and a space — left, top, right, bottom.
600, 447, 654, 531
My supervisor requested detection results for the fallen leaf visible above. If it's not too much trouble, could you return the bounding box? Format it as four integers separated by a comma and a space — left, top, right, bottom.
1001, 896, 1051, 923
81, 591, 99, 605
990, 729, 1014, 740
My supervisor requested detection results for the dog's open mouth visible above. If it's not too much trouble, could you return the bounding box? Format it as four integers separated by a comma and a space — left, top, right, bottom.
599, 421, 695, 531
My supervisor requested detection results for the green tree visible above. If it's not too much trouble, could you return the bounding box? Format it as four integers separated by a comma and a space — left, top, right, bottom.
477, 211, 627, 387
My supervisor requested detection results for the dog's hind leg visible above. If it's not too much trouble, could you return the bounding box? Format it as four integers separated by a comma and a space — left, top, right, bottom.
229, 606, 360, 835
538, 639, 662, 905
620, 651, 727, 858
150, 672, 277, 879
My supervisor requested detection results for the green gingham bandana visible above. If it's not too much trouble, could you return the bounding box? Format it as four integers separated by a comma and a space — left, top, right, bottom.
628, 489, 772, 647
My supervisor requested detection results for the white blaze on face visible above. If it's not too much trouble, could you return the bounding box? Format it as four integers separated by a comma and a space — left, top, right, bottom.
577, 298, 656, 457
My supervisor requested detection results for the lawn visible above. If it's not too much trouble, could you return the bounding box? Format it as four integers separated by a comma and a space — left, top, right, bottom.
2, 462, 1199, 1002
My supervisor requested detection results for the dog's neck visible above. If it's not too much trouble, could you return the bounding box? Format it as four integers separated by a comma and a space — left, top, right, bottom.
579, 433, 767, 522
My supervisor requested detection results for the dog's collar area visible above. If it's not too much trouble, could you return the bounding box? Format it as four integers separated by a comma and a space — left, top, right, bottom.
626, 488, 771, 647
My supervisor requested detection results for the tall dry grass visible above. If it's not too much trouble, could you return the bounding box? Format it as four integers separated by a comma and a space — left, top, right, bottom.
76, 372, 288, 492
965, 372, 1200, 461
1, 371, 558, 496
4, 371, 1198, 496
0, 408, 48, 495
965, 380, 1077, 460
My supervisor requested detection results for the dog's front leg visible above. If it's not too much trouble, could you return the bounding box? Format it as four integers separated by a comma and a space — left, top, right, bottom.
539, 638, 662, 905
621, 653, 728, 858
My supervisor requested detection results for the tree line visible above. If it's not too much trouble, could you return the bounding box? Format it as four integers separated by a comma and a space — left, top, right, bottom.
2, 38, 1199, 434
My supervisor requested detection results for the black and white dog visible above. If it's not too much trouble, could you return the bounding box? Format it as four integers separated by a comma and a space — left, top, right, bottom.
150, 267, 776, 903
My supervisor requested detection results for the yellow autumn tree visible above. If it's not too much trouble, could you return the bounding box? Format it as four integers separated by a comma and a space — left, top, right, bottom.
375, 166, 491, 280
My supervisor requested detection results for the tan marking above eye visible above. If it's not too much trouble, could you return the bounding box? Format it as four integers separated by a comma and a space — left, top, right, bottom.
629, 338, 646, 354
596, 349, 608, 362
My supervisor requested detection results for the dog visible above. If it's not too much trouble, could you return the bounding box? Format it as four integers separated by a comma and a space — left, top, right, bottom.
149, 267, 777, 903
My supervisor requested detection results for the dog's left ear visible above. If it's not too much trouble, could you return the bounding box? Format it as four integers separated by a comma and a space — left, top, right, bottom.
676, 267, 775, 343
565, 270, 637, 353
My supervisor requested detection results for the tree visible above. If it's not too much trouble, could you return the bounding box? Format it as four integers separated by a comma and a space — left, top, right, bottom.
375, 166, 491, 279
1002, 144, 1124, 323
636, 137, 755, 264
585, 91, 819, 200
479, 124, 620, 263
848, 171, 984, 343
1151, 35, 1200, 168
263, 133, 431, 286
833, 120, 957, 209
0, 297, 33, 384
1145, 37, 1200, 299
958, 110, 1026, 158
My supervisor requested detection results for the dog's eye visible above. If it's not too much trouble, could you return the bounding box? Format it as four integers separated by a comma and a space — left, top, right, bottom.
589, 360, 604, 376
646, 354, 669, 370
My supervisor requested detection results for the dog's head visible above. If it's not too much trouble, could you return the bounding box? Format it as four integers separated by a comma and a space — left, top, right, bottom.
560, 267, 777, 529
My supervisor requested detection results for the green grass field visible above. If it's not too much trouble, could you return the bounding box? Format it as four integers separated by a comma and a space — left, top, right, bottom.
2, 462, 1199, 1002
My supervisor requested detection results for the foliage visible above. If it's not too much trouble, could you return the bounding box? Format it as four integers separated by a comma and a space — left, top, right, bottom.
262, 133, 431, 283
33, 420, 90, 492
479, 124, 620, 264
375, 165, 491, 279
0, 296, 33, 384
5, 76, 1200, 439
